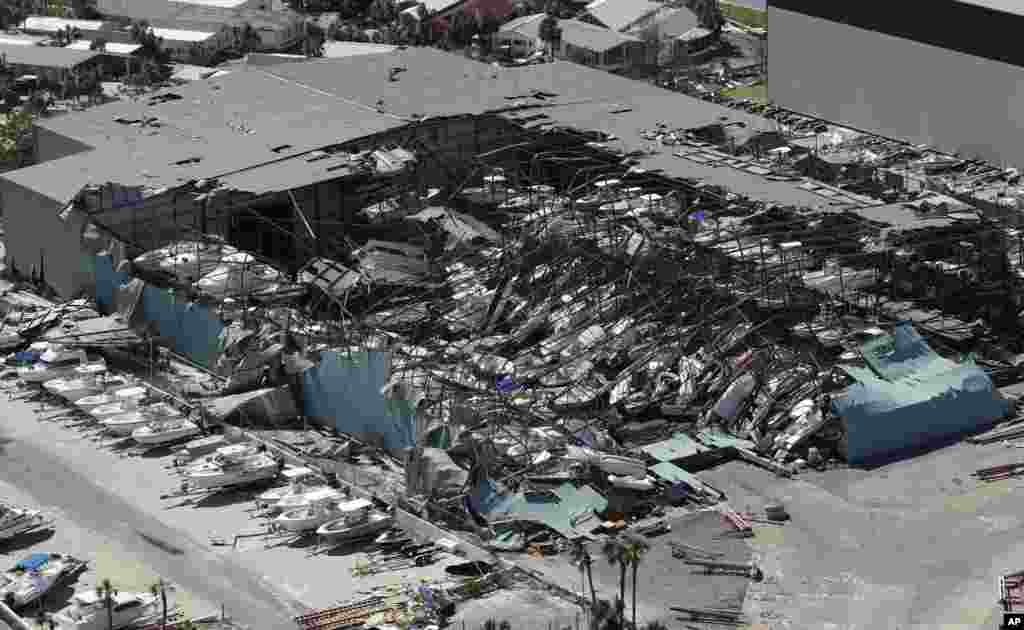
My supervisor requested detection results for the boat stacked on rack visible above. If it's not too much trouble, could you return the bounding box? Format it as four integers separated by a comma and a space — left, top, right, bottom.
182, 444, 279, 489
101, 402, 183, 436
274, 489, 347, 532
132, 418, 201, 446
42, 363, 107, 402
316, 498, 393, 543
0, 502, 50, 541
17, 344, 89, 384
0, 553, 87, 609
50, 590, 158, 630
256, 467, 329, 513
73, 376, 140, 411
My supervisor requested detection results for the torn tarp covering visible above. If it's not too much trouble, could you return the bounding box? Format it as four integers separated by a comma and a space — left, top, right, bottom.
201, 386, 298, 426
833, 322, 1010, 464
475, 480, 607, 539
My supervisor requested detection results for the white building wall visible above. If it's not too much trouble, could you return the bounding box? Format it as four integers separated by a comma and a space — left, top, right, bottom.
768, 7, 1024, 168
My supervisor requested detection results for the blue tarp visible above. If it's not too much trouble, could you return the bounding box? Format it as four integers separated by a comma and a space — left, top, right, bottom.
94, 255, 224, 367
15, 553, 50, 571
834, 322, 1009, 464
301, 350, 416, 451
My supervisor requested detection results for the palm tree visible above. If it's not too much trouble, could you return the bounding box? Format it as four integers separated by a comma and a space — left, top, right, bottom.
570, 541, 598, 608
149, 578, 168, 630
601, 538, 628, 629
622, 535, 650, 629
96, 579, 115, 630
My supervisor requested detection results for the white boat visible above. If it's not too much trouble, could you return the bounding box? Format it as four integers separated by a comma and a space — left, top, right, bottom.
607, 474, 657, 491
596, 454, 648, 478
184, 451, 279, 490
50, 590, 158, 630
181, 443, 261, 472
131, 418, 201, 445
43, 376, 102, 402
17, 345, 88, 384
174, 434, 228, 462
101, 402, 182, 436
256, 467, 327, 511
75, 379, 139, 411
0, 553, 86, 609
315, 499, 393, 543
0, 503, 48, 540
275, 485, 344, 512
89, 400, 140, 421
274, 490, 345, 532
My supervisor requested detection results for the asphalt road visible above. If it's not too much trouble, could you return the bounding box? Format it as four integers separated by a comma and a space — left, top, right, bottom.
0, 432, 305, 630
702, 448, 1024, 630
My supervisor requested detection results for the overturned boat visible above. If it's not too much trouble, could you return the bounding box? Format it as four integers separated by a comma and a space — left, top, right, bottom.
0, 553, 86, 609
315, 498, 393, 543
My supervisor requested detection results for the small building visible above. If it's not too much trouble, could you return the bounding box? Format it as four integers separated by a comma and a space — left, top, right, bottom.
151, 27, 224, 63
494, 14, 643, 72
0, 42, 103, 84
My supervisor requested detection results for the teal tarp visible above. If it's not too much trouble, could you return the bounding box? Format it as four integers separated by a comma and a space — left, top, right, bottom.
479, 482, 608, 538
834, 322, 1009, 464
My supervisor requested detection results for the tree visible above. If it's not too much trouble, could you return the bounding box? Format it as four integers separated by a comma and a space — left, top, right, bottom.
621, 535, 650, 630
150, 579, 169, 630
368, 0, 397, 24
537, 13, 561, 59
570, 541, 598, 609
304, 22, 326, 56
601, 538, 628, 630
234, 22, 262, 53
96, 579, 115, 630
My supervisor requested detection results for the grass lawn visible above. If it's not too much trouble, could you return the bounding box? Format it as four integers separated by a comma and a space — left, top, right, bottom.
722, 81, 768, 101
720, 1, 768, 29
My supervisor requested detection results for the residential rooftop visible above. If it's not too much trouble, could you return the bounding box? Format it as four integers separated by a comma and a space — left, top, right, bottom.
0, 34, 48, 46
501, 14, 641, 53
19, 16, 109, 33
150, 27, 218, 42
66, 40, 141, 55
584, 0, 663, 31
0, 42, 100, 68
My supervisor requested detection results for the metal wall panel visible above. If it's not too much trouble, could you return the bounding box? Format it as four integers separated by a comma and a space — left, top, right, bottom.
768, 7, 1024, 167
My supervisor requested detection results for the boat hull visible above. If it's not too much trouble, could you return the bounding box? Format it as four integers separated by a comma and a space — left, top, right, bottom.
186, 466, 278, 490
132, 424, 201, 445
316, 513, 393, 542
